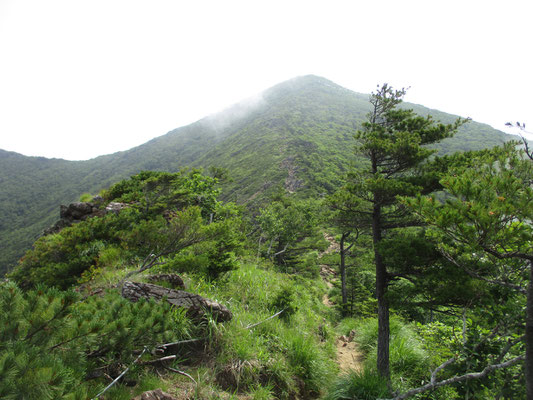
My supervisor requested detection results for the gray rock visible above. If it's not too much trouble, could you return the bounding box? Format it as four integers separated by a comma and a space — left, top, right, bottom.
43, 200, 124, 235
105, 201, 128, 214
60, 202, 95, 219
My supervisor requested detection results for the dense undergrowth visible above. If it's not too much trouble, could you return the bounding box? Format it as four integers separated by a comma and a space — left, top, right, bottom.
2, 170, 338, 399
2, 159, 528, 399
1, 259, 339, 399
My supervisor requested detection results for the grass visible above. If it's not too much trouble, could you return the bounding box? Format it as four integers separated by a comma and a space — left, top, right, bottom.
91, 259, 336, 399
207, 261, 336, 398
326, 368, 390, 400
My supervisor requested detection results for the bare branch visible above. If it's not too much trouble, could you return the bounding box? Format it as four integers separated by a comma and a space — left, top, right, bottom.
139, 354, 178, 365
163, 366, 197, 384
156, 338, 204, 350
383, 355, 525, 400
430, 357, 455, 385
246, 309, 285, 330
91, 347, 149, 400
273, 243, 289, 257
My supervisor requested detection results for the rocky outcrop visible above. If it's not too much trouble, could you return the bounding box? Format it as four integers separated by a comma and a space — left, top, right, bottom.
132, 389, 177, 400
281, 156, 304, 193
105, 201, 128, 214
121, 281, 232, 322
43, 200, 128, 235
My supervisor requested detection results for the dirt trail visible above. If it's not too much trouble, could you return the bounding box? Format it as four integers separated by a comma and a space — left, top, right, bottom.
319, 233, 364, 373
335, 334, 364, 373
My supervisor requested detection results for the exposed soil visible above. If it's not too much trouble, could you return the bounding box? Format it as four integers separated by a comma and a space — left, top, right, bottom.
336, 334, 364, 373
319, 233, 364, 373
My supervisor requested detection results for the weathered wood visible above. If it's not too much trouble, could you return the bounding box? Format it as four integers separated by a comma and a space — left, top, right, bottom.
121, 281, 232, 322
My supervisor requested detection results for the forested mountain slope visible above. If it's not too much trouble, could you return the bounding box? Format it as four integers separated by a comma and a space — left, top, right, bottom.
0, 75, 514, 273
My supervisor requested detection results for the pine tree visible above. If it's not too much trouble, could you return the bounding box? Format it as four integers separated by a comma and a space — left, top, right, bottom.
0, 282, 194, 399
407, 142, 532, 398
332, 84, 465, 380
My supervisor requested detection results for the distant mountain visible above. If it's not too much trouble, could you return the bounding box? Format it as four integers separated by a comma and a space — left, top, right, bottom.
0, 75, 514, 274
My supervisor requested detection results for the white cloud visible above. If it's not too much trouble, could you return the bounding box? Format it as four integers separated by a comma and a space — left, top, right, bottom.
0, 0, 531, 159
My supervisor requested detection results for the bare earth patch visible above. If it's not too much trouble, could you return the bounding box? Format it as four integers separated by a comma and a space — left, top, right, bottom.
336, 335, 364, 373
319, 232, 364, 373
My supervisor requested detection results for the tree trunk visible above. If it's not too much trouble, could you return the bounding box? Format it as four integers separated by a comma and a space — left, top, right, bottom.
274, 240, 285, 266
340, 232, 348, 307
373, 203, 390, 381
526, 261, 533, 400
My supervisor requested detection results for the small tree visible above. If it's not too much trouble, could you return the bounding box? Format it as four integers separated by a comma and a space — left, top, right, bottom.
257, 195, 322, 267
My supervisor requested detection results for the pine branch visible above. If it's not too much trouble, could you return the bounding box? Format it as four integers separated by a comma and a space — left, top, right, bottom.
441, 251, 527, 294
49, 331, 94, 351
24, 300, 71, 341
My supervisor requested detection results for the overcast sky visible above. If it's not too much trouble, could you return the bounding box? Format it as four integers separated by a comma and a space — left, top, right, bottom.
1, 0, 531, 160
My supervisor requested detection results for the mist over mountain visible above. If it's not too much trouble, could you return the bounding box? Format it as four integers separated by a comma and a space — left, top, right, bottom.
0, 75, 514, 273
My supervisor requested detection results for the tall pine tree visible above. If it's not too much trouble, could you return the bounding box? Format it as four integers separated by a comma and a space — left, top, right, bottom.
333, 84, 465, 379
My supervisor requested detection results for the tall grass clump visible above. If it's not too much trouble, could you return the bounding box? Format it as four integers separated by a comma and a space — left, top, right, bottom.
326, 368, 390, 400
346, 316, 431, 394
283, 331, 333, 395
197, 260, 335, 398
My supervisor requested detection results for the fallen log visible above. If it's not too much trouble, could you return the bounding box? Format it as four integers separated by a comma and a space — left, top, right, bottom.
121, 281, 232, 322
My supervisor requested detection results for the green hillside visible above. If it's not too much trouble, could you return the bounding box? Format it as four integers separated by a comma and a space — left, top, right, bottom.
0, 75, 514, 274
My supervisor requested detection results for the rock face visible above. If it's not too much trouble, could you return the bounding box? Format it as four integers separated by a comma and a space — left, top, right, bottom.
122, 281, 232, 322
43, 200, 128, 235
132, 389, 177, 400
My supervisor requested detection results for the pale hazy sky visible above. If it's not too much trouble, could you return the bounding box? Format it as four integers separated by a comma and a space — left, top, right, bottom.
1, 0, 531, 160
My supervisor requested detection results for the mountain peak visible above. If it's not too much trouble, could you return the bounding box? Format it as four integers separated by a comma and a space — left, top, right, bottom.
265, 75, 343, 95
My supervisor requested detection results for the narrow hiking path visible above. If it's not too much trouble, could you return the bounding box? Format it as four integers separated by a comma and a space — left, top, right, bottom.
319, 233, 364, 373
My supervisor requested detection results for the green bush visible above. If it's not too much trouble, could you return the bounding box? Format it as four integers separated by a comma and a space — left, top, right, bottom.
270, 286, 298, 321
10, 170, 244, 289
79, 192, 94, 202
0, 282, 195, 399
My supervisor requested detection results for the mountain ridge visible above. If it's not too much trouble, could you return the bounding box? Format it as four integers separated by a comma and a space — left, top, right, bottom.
0, 75, 515, 273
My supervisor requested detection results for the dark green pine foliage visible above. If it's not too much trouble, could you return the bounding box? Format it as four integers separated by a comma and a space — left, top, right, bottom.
331, 84, 466, 380
407, 142, 532, 398
0, 281, 192, 400
256, 193, 326, 271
